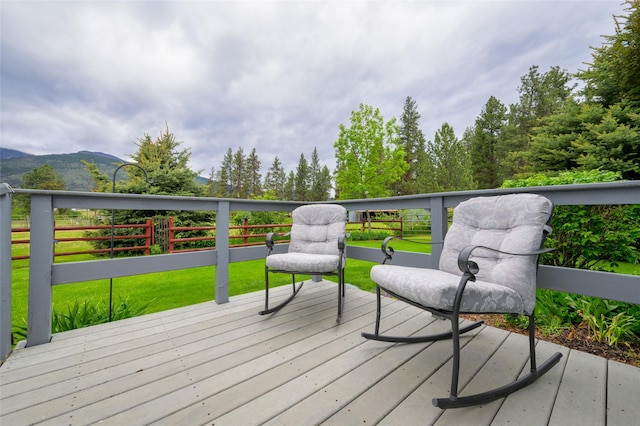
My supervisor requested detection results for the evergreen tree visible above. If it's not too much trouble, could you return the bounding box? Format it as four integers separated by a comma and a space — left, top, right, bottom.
246, 148, 263, 198
205, 166, 220, 197
528, 2, 640, 179
577, 1, 640, 106
530, 100, 640, 178
264, 156, 286, 199
22, 164, 65, 190
413, 139, 436, 193
218, 148, 233, 197
428, 123, 475, 192
14, 164, 66, 213
316, 165, 333, 200
397, 96, 426, 195
309, 148, 321, 200
83, 161, 111, 192
500, 65, 576, 179
294, 153, 309, 201
307, 147, 332, 200
85, 125, 212, 253
469, 96, 507, 188
283, 171, 295, 201
230, 148, 246, 198
131, 125, 203, 197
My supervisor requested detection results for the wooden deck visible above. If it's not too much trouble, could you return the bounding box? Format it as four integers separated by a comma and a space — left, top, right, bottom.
1, 281, 638, 425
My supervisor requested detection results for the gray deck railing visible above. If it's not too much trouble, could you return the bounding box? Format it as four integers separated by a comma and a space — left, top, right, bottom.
1, 181, 640, 361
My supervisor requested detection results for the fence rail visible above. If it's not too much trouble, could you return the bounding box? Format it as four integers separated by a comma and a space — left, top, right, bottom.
10, 221, 153, 260
11, 217, 406, 258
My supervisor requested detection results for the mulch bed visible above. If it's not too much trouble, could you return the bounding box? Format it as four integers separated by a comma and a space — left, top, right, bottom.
462, 314, 640, 368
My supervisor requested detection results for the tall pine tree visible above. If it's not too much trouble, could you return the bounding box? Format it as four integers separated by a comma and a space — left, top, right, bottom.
397, 96, 426, 195
469, 96, 507, 188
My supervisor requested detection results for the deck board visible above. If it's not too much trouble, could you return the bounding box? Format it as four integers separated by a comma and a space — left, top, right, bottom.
1, 281, 638, 425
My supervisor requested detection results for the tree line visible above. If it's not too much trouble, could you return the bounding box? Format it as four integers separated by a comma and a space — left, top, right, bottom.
204, 147, 333, 201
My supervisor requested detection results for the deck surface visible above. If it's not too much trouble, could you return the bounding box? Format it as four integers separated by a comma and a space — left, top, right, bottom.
1, 281, 638, 425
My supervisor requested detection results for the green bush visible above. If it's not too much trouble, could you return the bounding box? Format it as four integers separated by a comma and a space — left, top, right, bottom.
51, 297, 153, 332
566, 296, 639, 346
10, 296, 153, 345
503, 170, 640, 270
348, 230, 394, 241
501, 169, 640, 346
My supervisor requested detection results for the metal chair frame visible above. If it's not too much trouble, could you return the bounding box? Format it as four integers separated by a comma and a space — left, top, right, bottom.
260, 231, 347, 323
362, 230, 562, 408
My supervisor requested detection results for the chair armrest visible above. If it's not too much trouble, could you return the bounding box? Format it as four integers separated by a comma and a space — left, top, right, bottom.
380, 236, 396, 264
266, 232, 291, 251
456, 244, 554, 275
338, 233, 350, 251
379, 236, 443, 264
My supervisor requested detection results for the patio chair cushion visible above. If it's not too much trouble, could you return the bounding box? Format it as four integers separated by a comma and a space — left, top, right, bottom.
370, 194, 552, 315
288, 204, 347, 256
438, 193, 552, 315
267, 253, 342, 274
370, 265, 525, 313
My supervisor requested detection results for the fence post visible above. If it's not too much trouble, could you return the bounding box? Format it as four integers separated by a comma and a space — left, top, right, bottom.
27, 194, 54, 346
0, 184, 13, 361
243, 217, 249, 246
168, 216, 174, 253
144, 219, 153, 255
215, 201, 229, 304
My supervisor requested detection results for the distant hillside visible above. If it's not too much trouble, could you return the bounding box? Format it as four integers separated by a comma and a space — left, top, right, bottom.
1, 149, 209, 190
0, 150, 127, 191
0, 148, 33, 160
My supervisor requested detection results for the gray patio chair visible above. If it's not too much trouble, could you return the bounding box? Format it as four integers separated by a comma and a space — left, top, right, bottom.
260, 204, 348, 323
362, 193, 563, 408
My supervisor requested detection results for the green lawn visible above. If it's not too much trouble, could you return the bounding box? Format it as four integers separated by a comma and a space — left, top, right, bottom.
10, 233, 639, 333
9, 234, 392, 329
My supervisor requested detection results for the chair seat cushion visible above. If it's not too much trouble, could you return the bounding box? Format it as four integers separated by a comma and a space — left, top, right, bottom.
267, 253, 343, 274
370, 264, 525, 314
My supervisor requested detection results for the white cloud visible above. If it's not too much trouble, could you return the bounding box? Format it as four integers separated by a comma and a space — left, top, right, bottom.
0, 0, 626, 177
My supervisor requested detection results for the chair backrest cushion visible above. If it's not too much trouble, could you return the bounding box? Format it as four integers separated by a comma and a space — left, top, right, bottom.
289, 204, 347, 256
439, 193, 553, 314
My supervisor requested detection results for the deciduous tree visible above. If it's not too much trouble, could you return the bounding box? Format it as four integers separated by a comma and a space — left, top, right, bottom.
333, 103, 408, 199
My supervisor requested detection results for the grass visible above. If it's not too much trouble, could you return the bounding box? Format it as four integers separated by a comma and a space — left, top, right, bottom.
9, 230, 640, 335
9, 231, 393, 330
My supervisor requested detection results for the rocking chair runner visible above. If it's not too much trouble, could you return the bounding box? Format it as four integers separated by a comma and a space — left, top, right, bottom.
362, 193, 563, 409
260, 204, 348, 323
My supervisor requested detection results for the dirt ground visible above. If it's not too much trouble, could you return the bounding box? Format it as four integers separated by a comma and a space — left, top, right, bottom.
462, 314, 640, 368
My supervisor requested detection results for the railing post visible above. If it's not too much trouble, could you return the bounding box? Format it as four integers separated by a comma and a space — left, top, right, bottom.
243, 217, 249, 246
27, 194, 54, 346
429, 197, 447, 269
215, 201, 229, 304
0, 184, 14, 361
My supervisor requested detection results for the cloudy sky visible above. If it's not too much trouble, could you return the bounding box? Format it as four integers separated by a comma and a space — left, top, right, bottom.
0, 0, 626, 177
